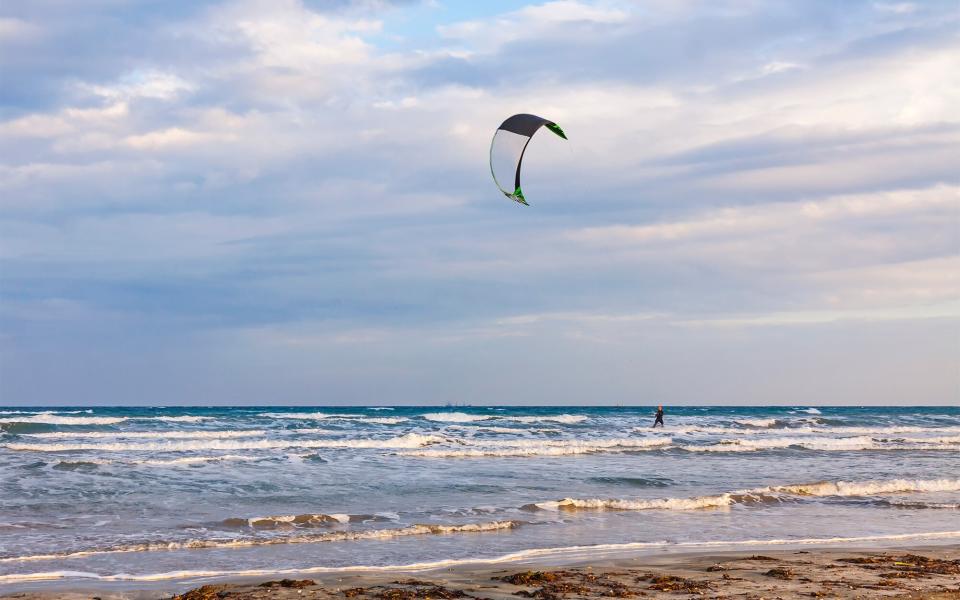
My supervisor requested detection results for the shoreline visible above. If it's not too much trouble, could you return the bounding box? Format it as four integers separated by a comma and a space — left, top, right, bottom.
3, 544, 958, 600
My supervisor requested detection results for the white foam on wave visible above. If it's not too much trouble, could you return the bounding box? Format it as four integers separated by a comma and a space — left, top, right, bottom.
5, 432, 448, 453
881, 500, 960, 509
4, 530, 960, 584
134, 455, 261, 466
225, 512, 398, 529
531, 478, 960, 514
875, 435, 960, 445
683, 435, 960, 452
781, 426, 960, 436
259, 413, 407, 424
225, 513, 351, 528
422, 413, 585, 425
0, 414, 127, 425
535, 493, 735, 512
444, 425, 559, 435
683, 436, 878, 452
421, 412, 494, 423
505, 415, 588, 424
137, 416, 212, 423
767, 478, 960, 497
1, 520, 519, 564
355, 417, 408, 425
51, 455, 261, 467
734, 418, 779, 428
260, 412, 351, 420
25, 430, 266, 440
630, 423, 960, 437
405, 438, 671, 458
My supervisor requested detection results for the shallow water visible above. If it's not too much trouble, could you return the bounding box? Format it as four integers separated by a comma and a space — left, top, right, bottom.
1, 406, 958, 590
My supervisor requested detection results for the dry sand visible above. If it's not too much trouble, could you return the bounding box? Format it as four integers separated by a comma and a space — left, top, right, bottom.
3, 546, 958, 600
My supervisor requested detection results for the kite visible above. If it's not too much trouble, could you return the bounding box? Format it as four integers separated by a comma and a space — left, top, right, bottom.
489, 113, 566, 206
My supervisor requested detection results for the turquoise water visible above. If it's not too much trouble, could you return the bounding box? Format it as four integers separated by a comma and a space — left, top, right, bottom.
1, 406, 958, 591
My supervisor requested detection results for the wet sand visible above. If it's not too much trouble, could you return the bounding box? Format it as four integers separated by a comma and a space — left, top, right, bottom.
3, 546, 958, 600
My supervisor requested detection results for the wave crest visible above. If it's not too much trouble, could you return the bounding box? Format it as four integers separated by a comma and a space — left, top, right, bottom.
1, 520, 520, 563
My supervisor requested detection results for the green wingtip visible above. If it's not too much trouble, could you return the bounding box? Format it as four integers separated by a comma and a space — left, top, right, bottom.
512, 186, 529, 206
546, 122, 567, 140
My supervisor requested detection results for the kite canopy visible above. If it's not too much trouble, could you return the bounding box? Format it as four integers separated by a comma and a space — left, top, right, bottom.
489, 113, 566, 206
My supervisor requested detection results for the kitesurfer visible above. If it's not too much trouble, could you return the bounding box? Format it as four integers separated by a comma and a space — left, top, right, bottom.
652, 405, 664, 428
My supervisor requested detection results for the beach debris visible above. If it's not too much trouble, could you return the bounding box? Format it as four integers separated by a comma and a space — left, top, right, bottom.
258, 579, 316, 589
172, 585, 228, 600
705, 563, 726, 572
338, 583, 471, 600
499, 571, 561, 585
763, 567, 794, 580
376, 585, 469, 600
501, 570, 636, 598
639, 573, 711, 594
838, 553, 960, 576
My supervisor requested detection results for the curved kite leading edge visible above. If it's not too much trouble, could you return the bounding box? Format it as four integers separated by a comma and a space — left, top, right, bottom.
489, 113, 566, 206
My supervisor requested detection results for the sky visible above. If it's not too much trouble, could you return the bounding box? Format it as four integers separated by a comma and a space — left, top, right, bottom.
0, 0, 957, 406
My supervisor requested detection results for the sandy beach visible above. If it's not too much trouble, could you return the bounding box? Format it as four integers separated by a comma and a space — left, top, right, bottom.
4, 546, 958, 600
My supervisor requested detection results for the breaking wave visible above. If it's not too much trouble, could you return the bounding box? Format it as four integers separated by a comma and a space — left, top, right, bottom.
766, 478, 960, 497
504, 415, 588, 424
1, 520, 520, 563
421, 412, 494, 423
681, 436, 865, 452
135, 416, 212, 423
222, 512, 397, 529
734, 418, 781, 428
405, 438, 671, 458
24, 430, 266, 440
259, 412, 356, 420
130, 455, 263, 466
444, 425, 560, 435
4, 433, 449, 453
682, 435, 960, 452
876, 500, 960, 510
528, 478, 960, 514
352, 417, 408, 425
0, 414, 127, 426
259, 413, 407, 424
531, 493, 741, 512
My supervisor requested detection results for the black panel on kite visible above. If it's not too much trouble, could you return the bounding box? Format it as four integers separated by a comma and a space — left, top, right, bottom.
489, 113, 566, 206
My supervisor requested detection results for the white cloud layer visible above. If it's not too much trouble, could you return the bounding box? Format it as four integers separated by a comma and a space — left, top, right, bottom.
0, 0, 957, 404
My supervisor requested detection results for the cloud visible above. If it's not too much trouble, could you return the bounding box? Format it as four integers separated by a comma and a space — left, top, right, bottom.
80, 70, 194, 102
569, 186, 958, 245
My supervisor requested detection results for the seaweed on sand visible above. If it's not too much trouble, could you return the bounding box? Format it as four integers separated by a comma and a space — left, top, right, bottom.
498, 572, 562, 585
341, 583, 470, 600
376, 585, 470, 600
763, 567, 794, 580
172, 585, 228, 600
838, 554, 960, 576
638, 574, 712, 594
502, 570, 637, 598
259, 579, 316, 589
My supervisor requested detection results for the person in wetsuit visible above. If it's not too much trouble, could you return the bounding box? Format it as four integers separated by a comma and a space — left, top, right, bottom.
652, 405, 664, 428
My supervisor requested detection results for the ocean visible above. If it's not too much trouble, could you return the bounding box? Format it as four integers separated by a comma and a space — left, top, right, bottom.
1, 405, 958, 591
